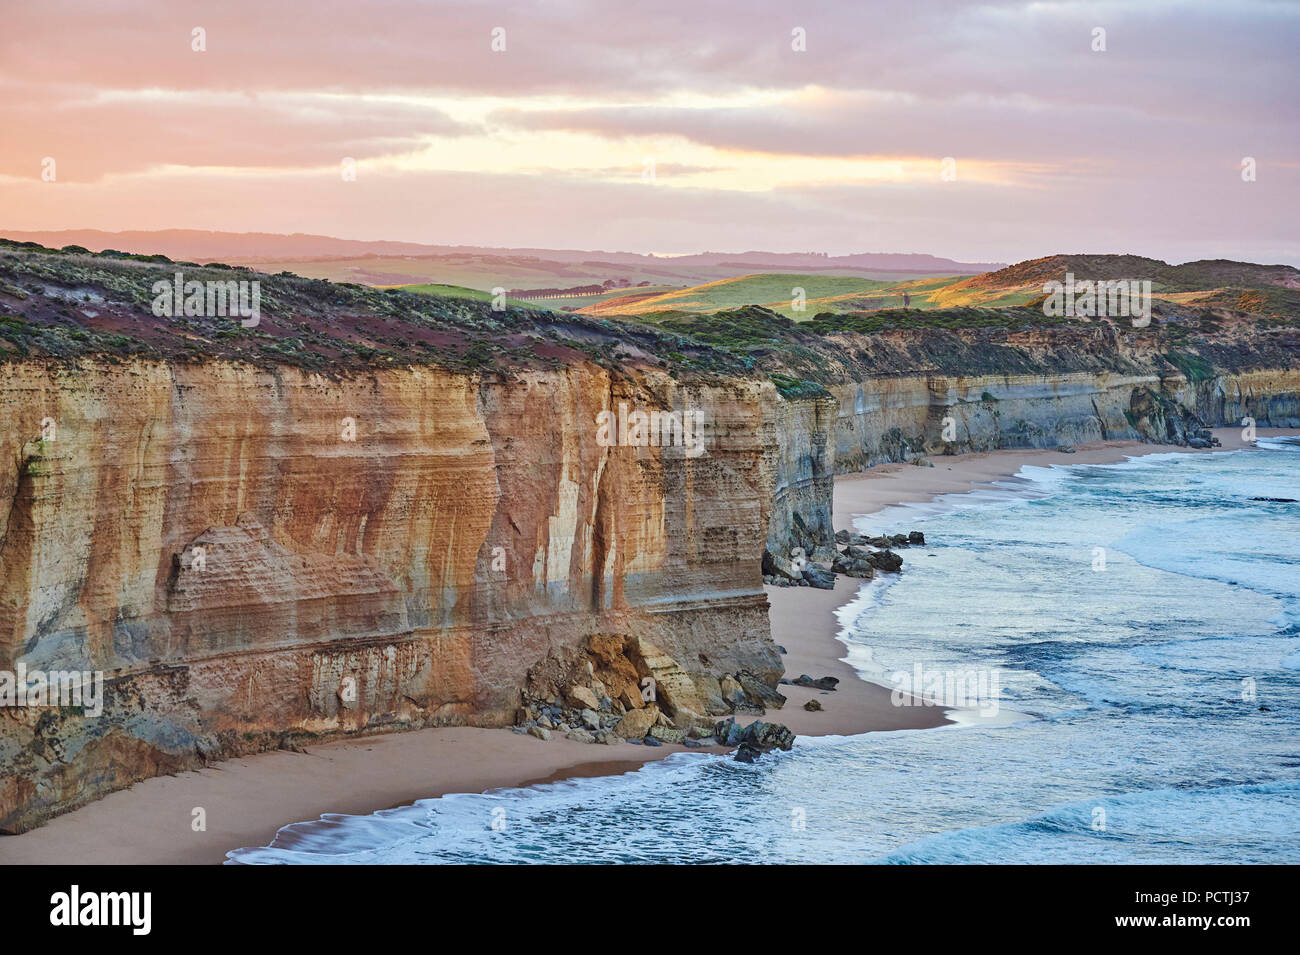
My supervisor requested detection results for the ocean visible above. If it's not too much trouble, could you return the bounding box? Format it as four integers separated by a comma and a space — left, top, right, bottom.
228, 437, 1300, 864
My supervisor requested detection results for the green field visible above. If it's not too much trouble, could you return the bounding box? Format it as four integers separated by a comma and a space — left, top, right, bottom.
240, 256, 974, 303
399, 283, 546, 310
581, 272, 1033, 318
229, 256, 746, 292
537, 285, 679, 310
583, 274, 901, 318
583, 272, 1063, 319
286, 253, 1299, 327
248, 257, 620, 290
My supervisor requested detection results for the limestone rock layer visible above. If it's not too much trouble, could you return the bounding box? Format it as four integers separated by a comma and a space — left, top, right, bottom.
0, 359, 778, 831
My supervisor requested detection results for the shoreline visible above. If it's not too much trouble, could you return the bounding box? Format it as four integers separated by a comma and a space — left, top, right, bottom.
3, 427, 1293, 864
830, 426, 1280, 529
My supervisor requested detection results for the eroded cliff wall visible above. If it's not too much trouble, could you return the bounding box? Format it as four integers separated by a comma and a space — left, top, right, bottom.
0, 358, 781, 831
764, 324, 1300, 562
828, 366, 1300, 469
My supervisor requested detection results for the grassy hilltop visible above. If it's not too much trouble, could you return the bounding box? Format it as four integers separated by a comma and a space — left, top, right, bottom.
559, 254, 1300, 322
3, 239, 1296, 402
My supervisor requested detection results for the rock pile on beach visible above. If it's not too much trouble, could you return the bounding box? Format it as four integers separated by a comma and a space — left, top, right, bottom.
511, 634, 787, 748
763, 529, 926, 590
714, 718, 796, 762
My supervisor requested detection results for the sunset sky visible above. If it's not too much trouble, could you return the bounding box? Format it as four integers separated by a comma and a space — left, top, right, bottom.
2, 0, 1297, 264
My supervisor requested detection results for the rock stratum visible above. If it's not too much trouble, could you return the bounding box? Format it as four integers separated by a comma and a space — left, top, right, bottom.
753, 308, 1300, 562
0, 357, 787, 831
1, 242, 1297, 831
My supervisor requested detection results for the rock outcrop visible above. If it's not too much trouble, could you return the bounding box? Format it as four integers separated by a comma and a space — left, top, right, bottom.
714, 717, 795, 762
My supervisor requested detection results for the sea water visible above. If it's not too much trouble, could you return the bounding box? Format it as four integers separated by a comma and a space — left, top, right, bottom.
229, 437, 1300, 864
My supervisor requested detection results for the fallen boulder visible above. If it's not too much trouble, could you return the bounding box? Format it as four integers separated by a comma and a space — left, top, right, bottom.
613, 705, 658, 739
737, 672, 786, 710
720, 675, 748, 710
565, 685, 601, 711
802, 563, 836, 590
842, 558, 875, 579
648, 725, 685, 744
791, 674, 839, 691
866, 549, 903, 572
714, 717, 796, 761
626, 636, 708, 721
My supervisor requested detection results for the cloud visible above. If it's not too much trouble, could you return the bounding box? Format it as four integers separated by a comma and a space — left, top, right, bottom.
1, 0, 1296, 263
0, 84, 468, 181
4, 160, 1295, 265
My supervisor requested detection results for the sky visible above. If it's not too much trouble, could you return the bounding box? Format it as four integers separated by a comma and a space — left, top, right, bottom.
1, 0, 1297, 264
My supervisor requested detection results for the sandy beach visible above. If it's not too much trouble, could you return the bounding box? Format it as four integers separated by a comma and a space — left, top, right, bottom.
2, 426, 1290, 865
831, 427, 1271, 528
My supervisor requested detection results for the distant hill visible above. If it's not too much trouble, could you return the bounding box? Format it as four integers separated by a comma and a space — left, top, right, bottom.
0, 230, 1001, 291
8, 233, 1292, 322
953, 254, 1300, 292
577, 254, 1300, 321
929, 254, 1300, 314
578, 274, 903, 318
397, 283, 540, 311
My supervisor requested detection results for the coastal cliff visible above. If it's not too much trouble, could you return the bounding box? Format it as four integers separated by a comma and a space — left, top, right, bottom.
1, 244, 1297, 832
0, 357, 790, 831
0, 247, 795, 832
759, 316, 1300, 561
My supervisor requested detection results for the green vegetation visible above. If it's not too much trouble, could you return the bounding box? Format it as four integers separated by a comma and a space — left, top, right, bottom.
2, 240, 1294, 406
803, 305, 1084, 335
590, 273, 899, 318
401, 283, 541, 310
1185, 285, 1300, 319
769, 373, 830, 399
638, 305, 798, 347
587, 271, 1057, 318
1164, 350, 1216, 382
540, 285, 678, 311
0, 239, 763, 381
583, 256, 1300, 324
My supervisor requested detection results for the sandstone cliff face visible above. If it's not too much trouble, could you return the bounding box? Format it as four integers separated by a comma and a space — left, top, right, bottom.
825, 366, 1300, 471
1190, 368, 1300, 433
764, 393, 838, 563
819, 326, 1300, 468
763, 325, 1300, 562
0, 358, 781, 832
